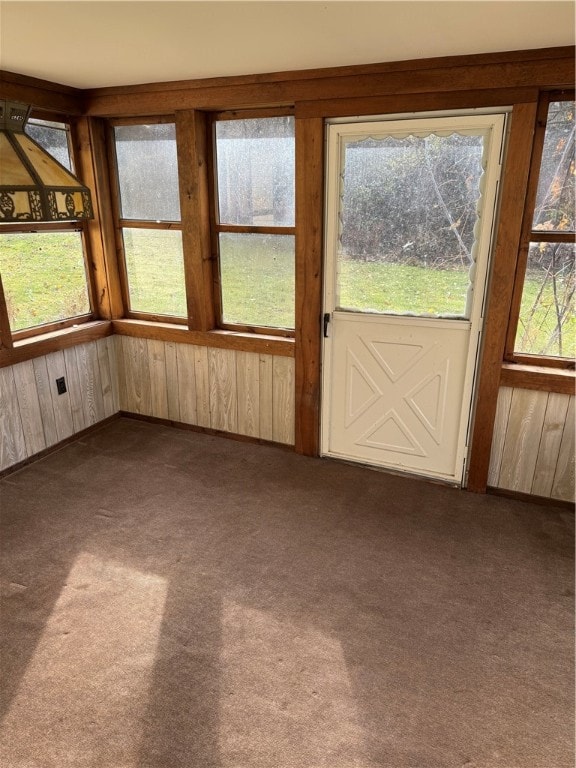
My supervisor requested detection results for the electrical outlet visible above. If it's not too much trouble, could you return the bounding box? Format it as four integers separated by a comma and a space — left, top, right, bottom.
56, 376, 67, 395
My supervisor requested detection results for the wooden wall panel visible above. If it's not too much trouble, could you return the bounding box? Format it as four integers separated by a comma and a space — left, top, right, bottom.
236, 351, 260, 439
0, 339, 119, 473
176, 343, 198, 425
209, 348, 238, 433
33, 356, 58, 447
116, 338, 296, 445
45, 350, 75, 442
272, 356, 295, 445
552, 397, 575, 503
0, 366, 28, 471
120, 336, 151, 415
489, 386, 575, 503
532, 393, 571, 498
12, 360, 46, 457
147, 338, 169, 420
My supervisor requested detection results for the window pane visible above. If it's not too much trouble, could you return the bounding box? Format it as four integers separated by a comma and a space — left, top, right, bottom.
0, 232, 90, 331
219, 233, 294, 328
25, 118, 72, 171
337, 132, 484, 317
115, 124, 180, 221
216, 117, 295, 226
515, 241, 575, 358
533, 101, 575, 232
122, 228, 186, 316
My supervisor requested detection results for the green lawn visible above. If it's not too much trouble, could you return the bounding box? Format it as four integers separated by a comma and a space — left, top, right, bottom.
1, 233, 574, 358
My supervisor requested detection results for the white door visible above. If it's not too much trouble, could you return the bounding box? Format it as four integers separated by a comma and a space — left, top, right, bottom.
322, 114, 506, 484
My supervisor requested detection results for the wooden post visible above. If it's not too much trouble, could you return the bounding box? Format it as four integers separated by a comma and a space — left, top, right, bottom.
467, 101, 538, 492
295, 117, 324, 456
73, 116, 124, 319
176, 110, 215, 332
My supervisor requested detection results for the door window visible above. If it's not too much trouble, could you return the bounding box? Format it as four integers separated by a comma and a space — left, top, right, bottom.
335, 129, 488, 319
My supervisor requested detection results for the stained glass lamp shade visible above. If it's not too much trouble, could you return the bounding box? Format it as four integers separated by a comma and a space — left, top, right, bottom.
0, 100, 93, 222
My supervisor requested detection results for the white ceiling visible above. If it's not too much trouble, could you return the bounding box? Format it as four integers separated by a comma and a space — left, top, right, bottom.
0, 1, 574, 90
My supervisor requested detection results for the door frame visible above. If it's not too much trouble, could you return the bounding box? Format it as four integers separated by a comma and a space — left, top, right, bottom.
320, 109, 509, 484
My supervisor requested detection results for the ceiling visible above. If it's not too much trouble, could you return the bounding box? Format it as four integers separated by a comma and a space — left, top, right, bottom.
0, 1, 574, 90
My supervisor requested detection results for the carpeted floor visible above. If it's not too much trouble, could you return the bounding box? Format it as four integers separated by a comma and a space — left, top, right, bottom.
0, 417, 573, 768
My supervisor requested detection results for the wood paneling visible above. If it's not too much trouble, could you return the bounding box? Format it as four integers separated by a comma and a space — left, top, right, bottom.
117, 337, 295, 445
0, 338, 118, 472
0, 366, 28, 471
489, 386, 575, 503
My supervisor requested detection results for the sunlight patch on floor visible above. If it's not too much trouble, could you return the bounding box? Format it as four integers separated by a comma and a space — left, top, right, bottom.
0, 551, 167, 768
219, 598, 371, 767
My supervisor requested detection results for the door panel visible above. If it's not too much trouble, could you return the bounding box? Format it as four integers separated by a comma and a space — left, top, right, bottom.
322, 113, 506, 483
329, 314, 470, 478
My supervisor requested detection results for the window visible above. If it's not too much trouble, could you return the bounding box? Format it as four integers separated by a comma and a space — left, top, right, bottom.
0, 117, 93, 340
212, 115, 295, 333
507, 94, 575, 365
112, 122, 186, 320
335, 129, 486, 318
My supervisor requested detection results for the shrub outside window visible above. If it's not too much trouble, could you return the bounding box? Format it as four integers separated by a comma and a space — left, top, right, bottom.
0, 117, 92, 339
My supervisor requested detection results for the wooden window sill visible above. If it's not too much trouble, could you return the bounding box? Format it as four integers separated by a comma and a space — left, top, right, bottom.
500, 362, 575, 394
112, 319, 295, 357
0, 321, 113, 368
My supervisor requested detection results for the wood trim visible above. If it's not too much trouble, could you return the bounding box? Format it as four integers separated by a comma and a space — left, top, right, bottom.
528, 231, 576, 244
487, 485, 574, 511
176, 110, 216, 331
83, 46, 574, 96
500, 363, 575, 394
509, 353, 575, 370
467, 101, 539, 493
215, 224, 296, 236
0, 274, 13, 350
84, 53, 574, 117
0, 69, 83, 114
120, 411, 294, 451
0, 221, 81, 234
119, 220, 182, 230
12, 314, 93, 342
296, 87, 538, 120
0, 414, 120, 480
294, 117, 324, 456
113, 319, 295, 357
74, 116, 125, 319
212, 106, 296, 121
0, 321, 113, 368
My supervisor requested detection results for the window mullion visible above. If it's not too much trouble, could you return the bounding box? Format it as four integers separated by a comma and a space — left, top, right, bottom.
176, 109, 215, 332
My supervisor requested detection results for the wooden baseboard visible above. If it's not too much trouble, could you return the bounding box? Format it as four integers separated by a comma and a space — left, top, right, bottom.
119, 411, 295, 452
0, 414, 120, 479
487, 485, 574, 511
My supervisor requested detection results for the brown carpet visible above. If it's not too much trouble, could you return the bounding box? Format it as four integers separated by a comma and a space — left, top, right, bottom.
0, 417, 573, 768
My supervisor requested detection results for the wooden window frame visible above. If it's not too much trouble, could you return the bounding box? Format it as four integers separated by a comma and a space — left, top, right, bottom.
504, 89, 575, 371
0, 112, 99, 346
107, 116, 188, 325
208, 109, 296, 339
